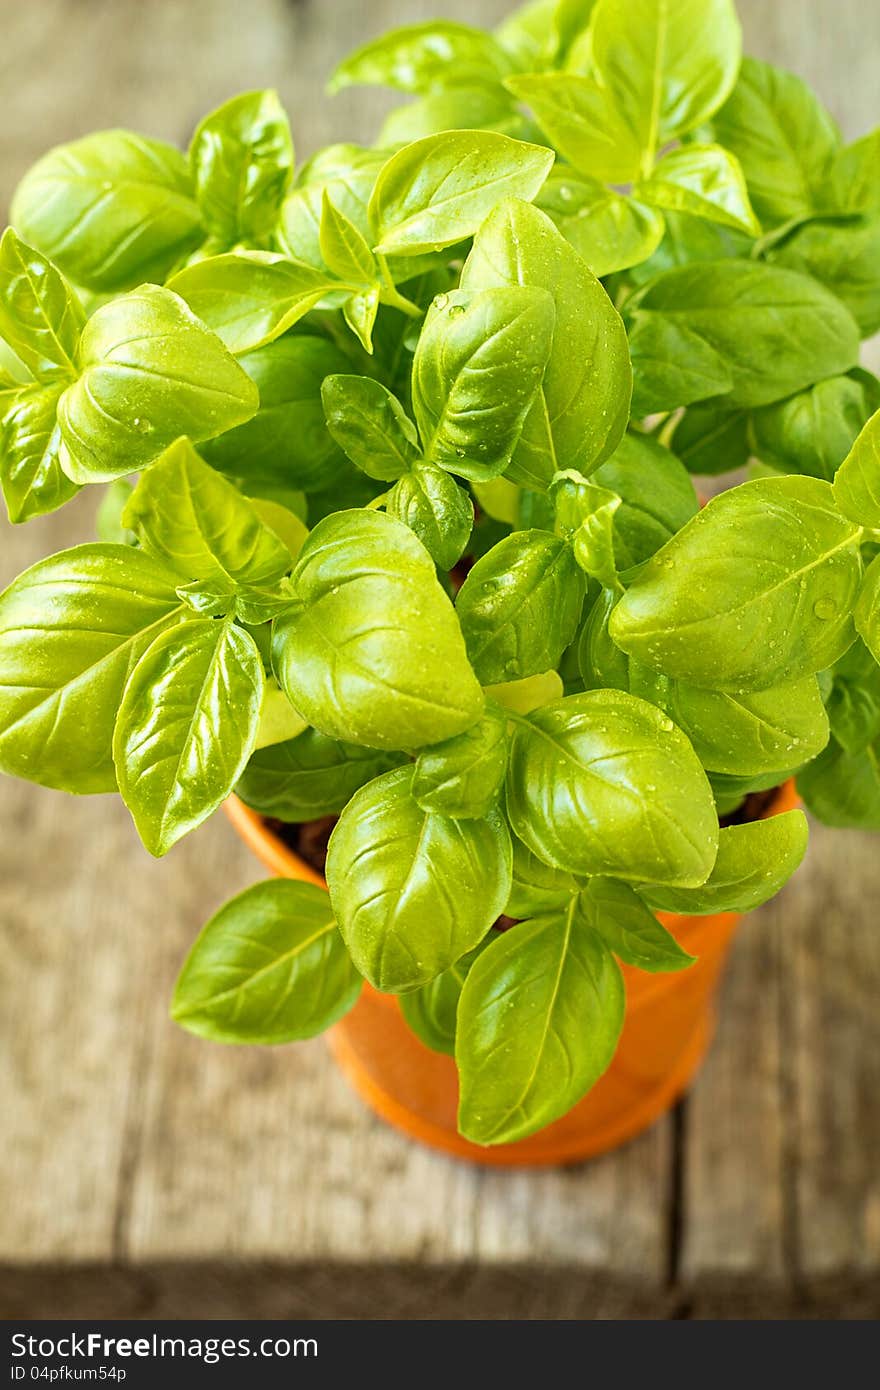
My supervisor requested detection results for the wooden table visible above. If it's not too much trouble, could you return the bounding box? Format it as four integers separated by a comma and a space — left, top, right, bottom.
1, 0, 879, 1320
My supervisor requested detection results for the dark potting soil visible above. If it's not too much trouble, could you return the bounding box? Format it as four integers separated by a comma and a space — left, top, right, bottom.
717, 787, 779, 827
267, 814, 337, 874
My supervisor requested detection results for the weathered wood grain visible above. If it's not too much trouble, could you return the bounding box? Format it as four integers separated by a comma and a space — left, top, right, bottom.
680, 909, 788, 1286
1, 0, 879, 1320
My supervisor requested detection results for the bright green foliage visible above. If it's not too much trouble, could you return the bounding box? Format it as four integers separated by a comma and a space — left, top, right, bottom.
326, 766, 511, 991
505, 690, 719, 884
576, 878, 694, 972
461, 199, 632, 485
412, 701, 508, 817
189, 90, 294, 249
1, 2, 877, 1148
113, 618, 264, 856
610, 478, 863, 690
57, 284, 259, 481
11, 130, 202, 291
457, 906, 624, 1143
641, 812, 809, 915
272, 509, 484, 749
833, 409, 880, 530
172, 880, 361, 1043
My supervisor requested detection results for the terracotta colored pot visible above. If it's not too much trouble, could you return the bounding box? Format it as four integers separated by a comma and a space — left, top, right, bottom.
224, 780, 800, 1167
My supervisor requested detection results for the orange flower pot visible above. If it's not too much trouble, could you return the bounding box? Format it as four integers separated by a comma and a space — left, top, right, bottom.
224, 780, 800, 1167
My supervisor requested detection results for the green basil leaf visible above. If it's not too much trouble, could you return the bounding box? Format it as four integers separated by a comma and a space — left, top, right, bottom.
592, 433, 699, 569
506, 689, 718, 884
412, 286, 555, 481
833, 407, 880, 529
122, 438, 289, 589
711, 56, 841, 228
0, 544, 185, 792
582, 589, 831, 775
627, 208, 754, 287
0, 335, 29, 387
95, 479, 136, 544
641, 811, 809, 915
399, 938, 492, 1056
189, 90, 293, 247
412, 702, 508, 818
769, 213, 880, 339
626, 261, 860, 410
0, 230, 84, 382
665, 677, 830, 777
637, 144, 759, 235
461, 199, 632, 485
486, 669, 565, 715
628, 316, 733, 416
296, 142, 386, 186
253, 680, 309, 751
754, 376, 878, 484
379, 86, 528, 147
342, 287, 381, 354
855, 553, 880, 664
797, 736, 880, 829
670, 400, 750, 477
171, 879, 360, 1044
824, 639, 880, 755
610, 477, 863, 690
456, 907, 624, 1144
537, 169, 665, 277
167, 252, 337, 355
456, 530, 586, 684
321, 374, 420, 482
246, 498, 309, 565
10, 130, 202, 292
386, 463, 474, 569
326, 765, 511, 991
577, 878, 694, 972
0, 382, 79, 523
505, 75, 643, 183
506, 834, 577, 917
579, 587, 640, 691
550, 470, 621, 591
827, 129, 880, 215
235, 583, 298, 625
319, 192, 377, 286
237, 728, 404, 821
56, 284, 259, 483
277, 149, 387, 274
589, 0, 740, 157
368, 132, 554, 257
330, 21, 513, 94
114, 618, 263, 856
472, 476, 520, 526
204, 334, 353, 495
497, 0, 561, 70
273, 508, 484, 749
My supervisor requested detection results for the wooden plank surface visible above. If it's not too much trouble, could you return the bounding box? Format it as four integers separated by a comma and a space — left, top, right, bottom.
1, 0, 879, 1320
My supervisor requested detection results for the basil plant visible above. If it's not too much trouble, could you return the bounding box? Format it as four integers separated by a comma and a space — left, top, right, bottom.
1, 0, 879, 1146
